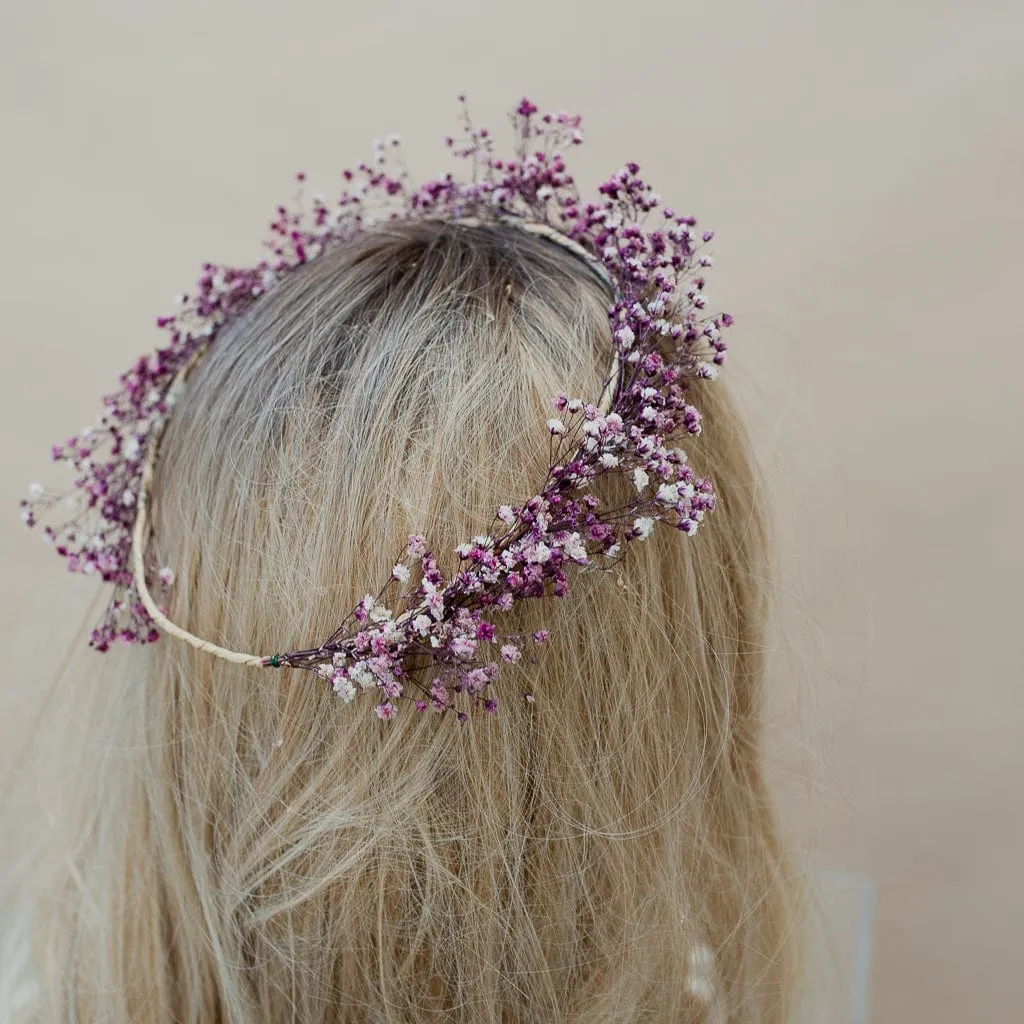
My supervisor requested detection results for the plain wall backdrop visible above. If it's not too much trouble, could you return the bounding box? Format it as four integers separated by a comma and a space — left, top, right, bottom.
2, 1, 1022, 1021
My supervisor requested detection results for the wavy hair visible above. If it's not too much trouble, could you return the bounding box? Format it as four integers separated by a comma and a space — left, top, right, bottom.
7, 220, 791, 1022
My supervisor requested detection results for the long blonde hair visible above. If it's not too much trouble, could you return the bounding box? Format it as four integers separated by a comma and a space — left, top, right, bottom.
10, 220, 791, 1022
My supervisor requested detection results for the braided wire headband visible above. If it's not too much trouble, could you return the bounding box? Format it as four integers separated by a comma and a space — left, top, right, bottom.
21, 97, 731, 722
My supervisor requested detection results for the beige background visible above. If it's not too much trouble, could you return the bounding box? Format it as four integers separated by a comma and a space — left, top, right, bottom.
2, 1, 1022, 1020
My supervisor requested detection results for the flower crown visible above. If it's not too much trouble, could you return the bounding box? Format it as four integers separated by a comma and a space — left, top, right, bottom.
21, 97, 732, 722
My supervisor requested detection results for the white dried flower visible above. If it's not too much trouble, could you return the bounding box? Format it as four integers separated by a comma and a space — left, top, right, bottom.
333, 674, 358, 703
563, 533, 588, 563
527, 542, 552, 564
633, 517, 655, 539
349, 662, 375, 690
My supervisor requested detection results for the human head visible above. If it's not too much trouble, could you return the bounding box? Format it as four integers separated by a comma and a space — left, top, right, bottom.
18, 216, 791, 1022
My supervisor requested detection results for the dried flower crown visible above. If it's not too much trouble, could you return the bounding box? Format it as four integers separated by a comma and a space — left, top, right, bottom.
21, 97, 732, 722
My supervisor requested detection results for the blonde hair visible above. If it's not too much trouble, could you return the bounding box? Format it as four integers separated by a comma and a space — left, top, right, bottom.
10, 220, 791, 1021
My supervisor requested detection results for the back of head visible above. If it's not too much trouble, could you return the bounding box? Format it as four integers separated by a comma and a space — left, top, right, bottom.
22, 221, 790, 1022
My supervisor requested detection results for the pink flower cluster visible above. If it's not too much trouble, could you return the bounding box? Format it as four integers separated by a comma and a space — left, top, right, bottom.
21, 97, 733, 720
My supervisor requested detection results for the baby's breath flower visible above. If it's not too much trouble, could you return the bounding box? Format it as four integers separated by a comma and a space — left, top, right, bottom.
633, 517, 656, 540
526, 541, 552, 564
563, 533, 588, 563
426, 591, 445, 620
451, 636, 477, 658
333, 672, 358, 703
349, 662, 375, 690
656, 483, 680, 505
